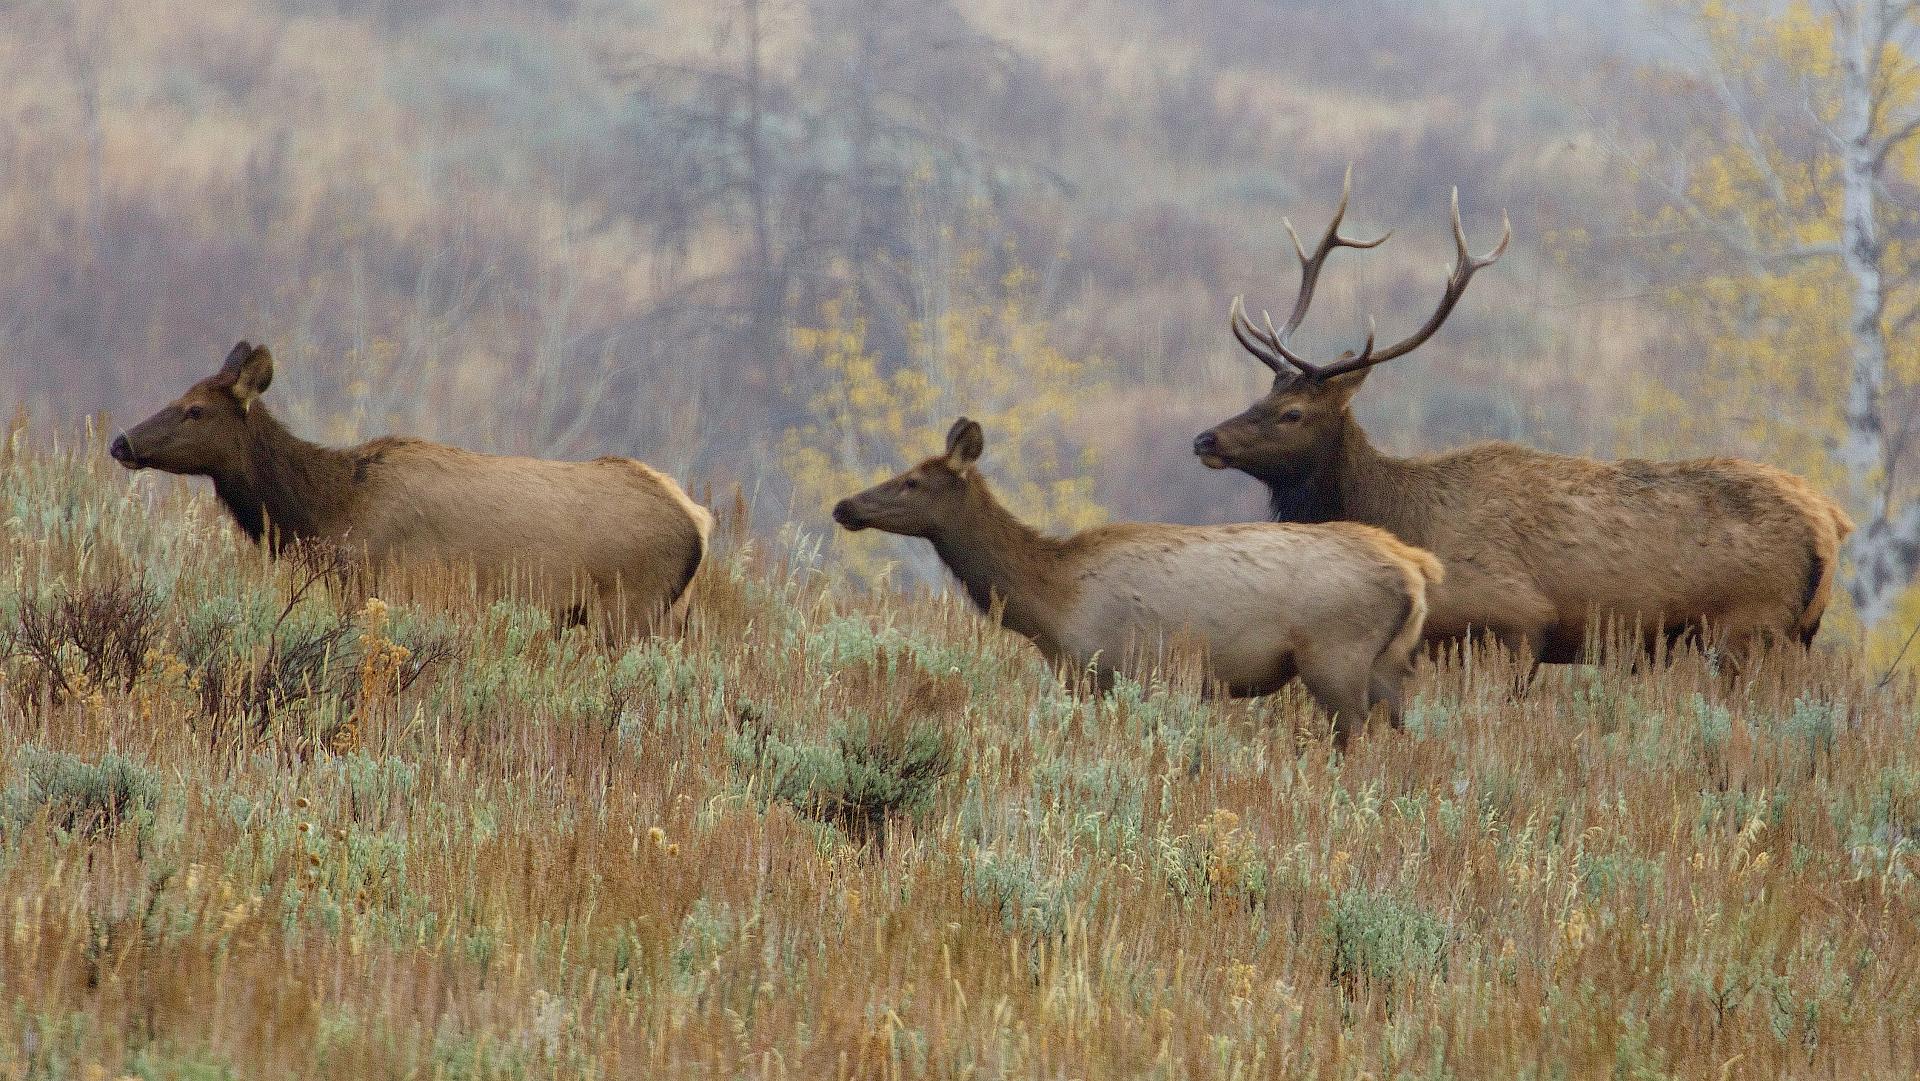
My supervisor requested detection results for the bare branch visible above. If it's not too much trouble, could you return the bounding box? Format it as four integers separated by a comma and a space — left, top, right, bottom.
1875, 111, 1920, 166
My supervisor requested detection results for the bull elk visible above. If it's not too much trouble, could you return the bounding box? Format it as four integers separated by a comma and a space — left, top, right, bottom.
1193, 173, 1854, 662
833, 418, 1444, 743
110, 341, 713, 634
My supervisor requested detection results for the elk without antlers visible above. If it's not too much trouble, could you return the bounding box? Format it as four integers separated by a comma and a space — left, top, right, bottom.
1230, 174, 1511, 382
835, 418, 1444, 744
111, 341, 714, 637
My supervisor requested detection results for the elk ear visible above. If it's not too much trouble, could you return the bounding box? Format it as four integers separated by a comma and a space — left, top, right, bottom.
1322, 366, 1370, 406
217, 341, 254, 376
227, 345, 275, 407
945, 417, 984, 467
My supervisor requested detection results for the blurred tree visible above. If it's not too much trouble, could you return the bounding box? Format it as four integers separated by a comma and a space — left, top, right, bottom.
782, 196, 1105, 587
610, 0, 1026, 423
622, 0, 799, 390
1628, 0, 1920, 649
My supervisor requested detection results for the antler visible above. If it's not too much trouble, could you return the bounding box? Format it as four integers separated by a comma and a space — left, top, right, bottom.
1231, 180, 1511, 382
1229, 165, 1390, 375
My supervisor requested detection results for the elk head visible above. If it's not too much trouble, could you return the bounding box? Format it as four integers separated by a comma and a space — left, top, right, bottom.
111, 341, 275, 478
1194, 171, 1509, 490
832, 418, 985, 537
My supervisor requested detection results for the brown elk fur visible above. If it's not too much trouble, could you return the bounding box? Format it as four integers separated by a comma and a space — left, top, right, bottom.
1198, 374, 1852, 661
1195, 176, 1853, 661
111, 342, 712, 634
834, 419, 1444, 743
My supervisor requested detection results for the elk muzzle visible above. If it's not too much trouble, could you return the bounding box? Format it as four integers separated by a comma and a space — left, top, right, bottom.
109, 434, 142, 469
831, 498, 869, 531
1193, 429, 1228, 470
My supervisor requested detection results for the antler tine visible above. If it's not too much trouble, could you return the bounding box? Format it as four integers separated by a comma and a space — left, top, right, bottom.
1311, 188, 1511, 380
1277, 165, 1392, 341
1323, 317, 1379, 367
1228, 169, 1408, 379
1229, 295, 1290, 374
1352, 317, 1378, 363
1324, 166, 1395, 255
1450, 186, 1472, 265
1449, 186, 1512, 271
1281, 217, 1307, 265
1261, 309, 1321, 377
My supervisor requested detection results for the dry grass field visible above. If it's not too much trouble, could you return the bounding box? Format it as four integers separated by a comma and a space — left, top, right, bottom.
4, 428, 1919, 1079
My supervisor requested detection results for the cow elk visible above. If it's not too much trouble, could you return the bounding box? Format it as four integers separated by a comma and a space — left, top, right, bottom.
1193, 173, 1854, 662
111, 341, 713, 635
833, 418, 1444, 744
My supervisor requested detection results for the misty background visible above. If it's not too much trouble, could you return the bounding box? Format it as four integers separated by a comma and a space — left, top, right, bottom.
0, 0, 1785, 530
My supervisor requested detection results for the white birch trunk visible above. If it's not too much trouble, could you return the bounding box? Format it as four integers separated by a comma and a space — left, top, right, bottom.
1838, 0, 1920, 626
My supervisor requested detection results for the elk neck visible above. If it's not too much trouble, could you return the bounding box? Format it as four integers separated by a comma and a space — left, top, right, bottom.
1255, 413, 1350, 522
924, 475, 1073, 646
1263, 412, 1428, 542
210, 407, 360, 550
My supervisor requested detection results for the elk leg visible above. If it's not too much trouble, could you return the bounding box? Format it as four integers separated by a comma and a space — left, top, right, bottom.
1361, 615, 1420, 729
612, 569, 685, 639
1488, 624, 1546, 699
1367, 652, 1414, 729
1295, 646, 1375, 749
1695, 609, 1789, 689
1367, 673, 1403, 729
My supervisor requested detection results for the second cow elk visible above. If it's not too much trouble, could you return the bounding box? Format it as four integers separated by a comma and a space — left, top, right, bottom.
111, 341, 713, 635
834, 418, 1444, 744
1193, 174, 1853, 663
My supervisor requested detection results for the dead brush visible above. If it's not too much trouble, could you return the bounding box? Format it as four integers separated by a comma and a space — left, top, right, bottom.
11, 432, 1920, 1077
191, 542, 449, 755
6, 581, 164, 704
194, 543, 354, 746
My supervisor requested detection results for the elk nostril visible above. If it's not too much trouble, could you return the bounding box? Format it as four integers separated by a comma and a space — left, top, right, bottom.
831, 500, 854, 524
110, 435, 131, 462
1193, 431, 1217, 455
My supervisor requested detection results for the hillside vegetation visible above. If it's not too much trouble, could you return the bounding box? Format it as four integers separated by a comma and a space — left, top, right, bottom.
4, 433, 1918, 1078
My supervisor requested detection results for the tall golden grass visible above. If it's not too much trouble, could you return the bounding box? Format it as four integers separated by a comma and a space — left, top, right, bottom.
2, 427, 1918, 1078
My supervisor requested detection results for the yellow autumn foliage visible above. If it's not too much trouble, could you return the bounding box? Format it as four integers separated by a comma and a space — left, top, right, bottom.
1621, 0, 1920, 666
781, 225, 1106, 587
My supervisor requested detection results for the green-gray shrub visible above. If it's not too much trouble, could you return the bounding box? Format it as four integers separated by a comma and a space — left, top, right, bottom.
731, 711, 956, 842
967, 850, 1078, 942
1325, 888, 1450, 995
6, 745, 160, 845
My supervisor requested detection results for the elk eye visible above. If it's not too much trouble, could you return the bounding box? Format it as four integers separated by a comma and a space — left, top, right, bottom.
184, 405, 204, 421
1279, 408, 1305, 423
903, 477, 920, 490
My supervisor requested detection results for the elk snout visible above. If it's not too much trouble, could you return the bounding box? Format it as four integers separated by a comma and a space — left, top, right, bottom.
1193, 430, 1228, 469
832, 499, 867, 531
109, 434, 139, 468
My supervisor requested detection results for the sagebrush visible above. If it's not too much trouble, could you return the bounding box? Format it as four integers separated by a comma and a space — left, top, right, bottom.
2, 434, 1918, 1078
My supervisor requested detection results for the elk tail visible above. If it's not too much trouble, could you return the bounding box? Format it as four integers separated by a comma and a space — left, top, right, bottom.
1383, 539, 1445, 665
1797, 500, 1852, 646
1828, 501, 1857, 543
667, 501, 716, 610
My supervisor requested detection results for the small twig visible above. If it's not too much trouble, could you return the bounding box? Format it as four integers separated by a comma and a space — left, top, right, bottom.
1875, 618, 1920, 687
